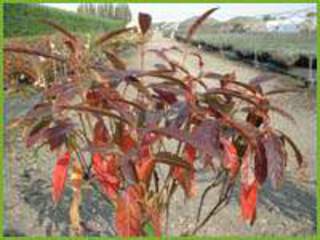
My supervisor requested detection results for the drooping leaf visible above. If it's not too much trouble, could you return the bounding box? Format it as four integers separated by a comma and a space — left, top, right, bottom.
240, 180, 258, 225
92, 153, 120, 200
153, 87, 177, 104
203, 71, 224, 80
40, 19, 77, 42
24, 102, 52, 121
276, 130, 303, 167
120, 153, 139, 185
265, 88, 303, 96
52, 152, 71, 203
204, 88, 258, 107
119, 128, 136, 153
136, 156, 155, 185
240, 146, 255, 186
172, 144, 197, 198
26, 117, 52, 148
115, 184, 144, 237
95, 27, 136, 46
4, 46, 65, 62
58, 104, 132, 126
139, 13, 152, 35
221, 138, 239, 180
43, 119, 74, 151
254, 137, 268, 186
144, 72, 188, 90
262, 132, 287, 189
93, 119, 109, 147
190, 119, 221, 158
104, 50, 127, 70
187, 8, 218, 42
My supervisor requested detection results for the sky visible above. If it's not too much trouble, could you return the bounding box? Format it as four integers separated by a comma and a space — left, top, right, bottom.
43, 3, 316, 23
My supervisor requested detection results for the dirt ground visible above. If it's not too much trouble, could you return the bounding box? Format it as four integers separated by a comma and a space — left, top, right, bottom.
4, 33, 317, 236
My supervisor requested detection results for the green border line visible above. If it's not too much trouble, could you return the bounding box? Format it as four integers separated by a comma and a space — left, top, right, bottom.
1, 1, 318, 239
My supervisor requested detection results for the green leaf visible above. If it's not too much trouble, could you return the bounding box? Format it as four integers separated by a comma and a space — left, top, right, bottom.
144, 222, 155, 236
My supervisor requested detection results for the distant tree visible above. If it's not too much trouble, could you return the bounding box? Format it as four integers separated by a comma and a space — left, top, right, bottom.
123, 4, 132, 23
77, 4, 83, 14
114, 4, 132, 23
97, 4, 104, 17
107, 4, 114, 18
114, 4, 121, 20
263, 14, 275, 21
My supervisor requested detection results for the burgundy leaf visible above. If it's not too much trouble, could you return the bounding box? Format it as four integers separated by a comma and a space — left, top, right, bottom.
153, 87, 177, 104
43, 119, 74, 151
190, 120, 221, 158
262, 132, 287, 189
26, 117, 52, 148
276, 130, 303, 167
187, 8, 218, 42
254, 137, 268, 186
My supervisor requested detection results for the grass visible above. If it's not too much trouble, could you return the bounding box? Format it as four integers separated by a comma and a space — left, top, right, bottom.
4, 3, 126, 38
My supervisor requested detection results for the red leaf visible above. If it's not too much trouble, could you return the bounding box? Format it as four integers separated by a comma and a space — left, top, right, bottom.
240, 146, 255, 186
119, 128, 136, 153
221, 138, 239, 180
136, 146, 155, 184
93, 120, 109, 147
240, 180, 258, 225
52, 152, 71, 203
86, 88, 102, 106
115, 184, 144, 237
173, 144, 197, 198
92, 153, 120, 200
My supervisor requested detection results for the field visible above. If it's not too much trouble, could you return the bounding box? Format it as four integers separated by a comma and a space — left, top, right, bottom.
4, 4, 125, 38
177, 32, 316, 57
173, 16, 316, 75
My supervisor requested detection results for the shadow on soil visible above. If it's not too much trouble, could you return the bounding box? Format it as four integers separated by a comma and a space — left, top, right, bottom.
5, 168, 116, 236
259, 178, 317, 233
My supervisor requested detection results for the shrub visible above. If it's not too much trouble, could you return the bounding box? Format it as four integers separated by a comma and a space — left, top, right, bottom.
5, 9, 304, 236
